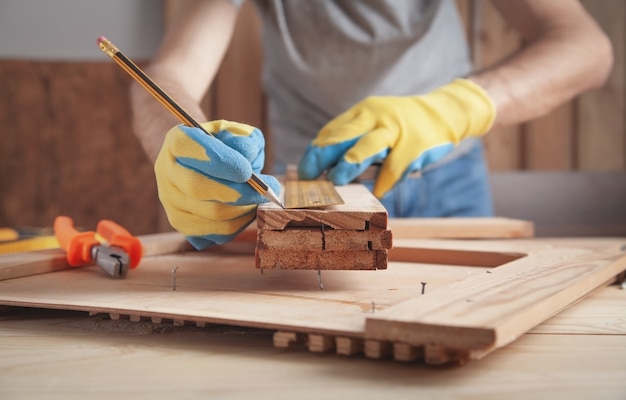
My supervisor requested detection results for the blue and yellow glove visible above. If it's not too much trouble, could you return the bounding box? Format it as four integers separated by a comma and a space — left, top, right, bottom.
154, 120, 281, 250
298, 78, 496, 198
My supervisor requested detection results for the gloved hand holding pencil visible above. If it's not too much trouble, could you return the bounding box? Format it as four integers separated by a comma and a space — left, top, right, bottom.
155, 120, 282, 250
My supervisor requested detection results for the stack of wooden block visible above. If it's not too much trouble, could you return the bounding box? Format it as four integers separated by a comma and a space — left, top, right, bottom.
255, 184, 392, 270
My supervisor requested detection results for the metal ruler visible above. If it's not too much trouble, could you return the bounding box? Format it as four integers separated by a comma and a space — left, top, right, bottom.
284, 180, 344, 209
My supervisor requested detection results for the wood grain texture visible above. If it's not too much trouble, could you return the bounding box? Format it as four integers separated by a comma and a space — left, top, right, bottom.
256, 249, 387, 270
529, 284, 626, 334
256, 184, 390, 270
366, 242, 626, 360
0, 217, 531, 280
257, 184, 388, 230
0, 61, 160, 234
257, 228, 392, 251
0, 237, 624, 365
389, 217, 533, 239
1, 309, 624, 400
0, 249, 68, 281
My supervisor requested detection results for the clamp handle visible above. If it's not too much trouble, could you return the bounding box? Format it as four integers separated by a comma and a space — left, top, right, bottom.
53, 216, 98, 267
96, 220, 143, 268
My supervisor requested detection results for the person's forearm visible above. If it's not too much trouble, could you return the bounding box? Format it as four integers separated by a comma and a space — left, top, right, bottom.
468, 0, 613, 130
131, 0, 238, 163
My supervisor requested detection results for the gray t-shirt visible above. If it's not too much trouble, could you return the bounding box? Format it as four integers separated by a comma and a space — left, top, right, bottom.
231, 0, 473, 169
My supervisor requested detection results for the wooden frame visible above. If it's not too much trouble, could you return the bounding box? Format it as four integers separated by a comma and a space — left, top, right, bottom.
0, 218, 623, 365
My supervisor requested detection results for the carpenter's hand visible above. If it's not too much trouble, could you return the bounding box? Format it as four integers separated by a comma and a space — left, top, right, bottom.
155, 120, 281, 250
298, 79, 496, 198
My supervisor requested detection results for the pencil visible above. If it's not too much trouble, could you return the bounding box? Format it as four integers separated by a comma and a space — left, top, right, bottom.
96, 36, 284, 209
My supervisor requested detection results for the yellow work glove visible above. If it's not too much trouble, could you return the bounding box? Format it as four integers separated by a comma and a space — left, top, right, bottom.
298, 78, 496, 198
155, 120, 281, 250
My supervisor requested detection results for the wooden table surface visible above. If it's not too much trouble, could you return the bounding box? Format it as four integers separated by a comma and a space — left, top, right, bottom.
1, 283, 625, 400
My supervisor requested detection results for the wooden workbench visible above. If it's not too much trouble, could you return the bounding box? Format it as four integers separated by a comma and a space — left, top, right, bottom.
1, 273, 625, 399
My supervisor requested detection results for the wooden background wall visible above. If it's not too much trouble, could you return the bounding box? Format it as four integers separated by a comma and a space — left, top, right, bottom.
0, 0, 624, 235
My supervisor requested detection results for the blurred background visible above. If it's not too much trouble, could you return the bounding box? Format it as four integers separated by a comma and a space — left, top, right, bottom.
0, 0, 624, 236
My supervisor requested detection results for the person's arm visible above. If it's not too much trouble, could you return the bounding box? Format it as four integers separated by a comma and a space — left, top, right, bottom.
468, 0, 613, 129
130, 0, 239, 162
298, 0, 613, 198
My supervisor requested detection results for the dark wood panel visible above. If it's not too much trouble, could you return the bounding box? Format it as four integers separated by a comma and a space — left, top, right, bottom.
0, 61, 160, 234
523, 103, 575, 170
470, 0, 524, 171
577, 0, 625, 170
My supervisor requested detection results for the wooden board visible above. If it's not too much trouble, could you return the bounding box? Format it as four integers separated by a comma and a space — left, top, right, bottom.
257, 185, 388, 231
0, 232, 191, 281
257, 228, 393, 251
256, 184, 391, 270
0, 217, 532, 280
389, 217, 533, 239
0, 233, 623, 365
367, 238, 626, 363
0, 60, 161, 234
255, 249, 388, 271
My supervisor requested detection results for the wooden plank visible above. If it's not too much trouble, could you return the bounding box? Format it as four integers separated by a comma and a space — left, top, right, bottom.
389, 217, 533, 239
257, 184, 388, 230
365, 243, 626, 361
257, 228, 392, 251
0, 217, 531, 280
1, 314, 624, 400
273, 331, 305, 348
0, 237, 624, 366
471, 0, 524, 171
388, 245, 523, 268
529, 284, 626, 334
256, 249, 387, 270
257, 228, 323, 250
393, 343, 422, 362
335, 336, 363, 356
363, 340, 392, 359
0, 231, 190, 281
256, 184, 389, 270
307, 334, 334, 353
0, 249, 68, 281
